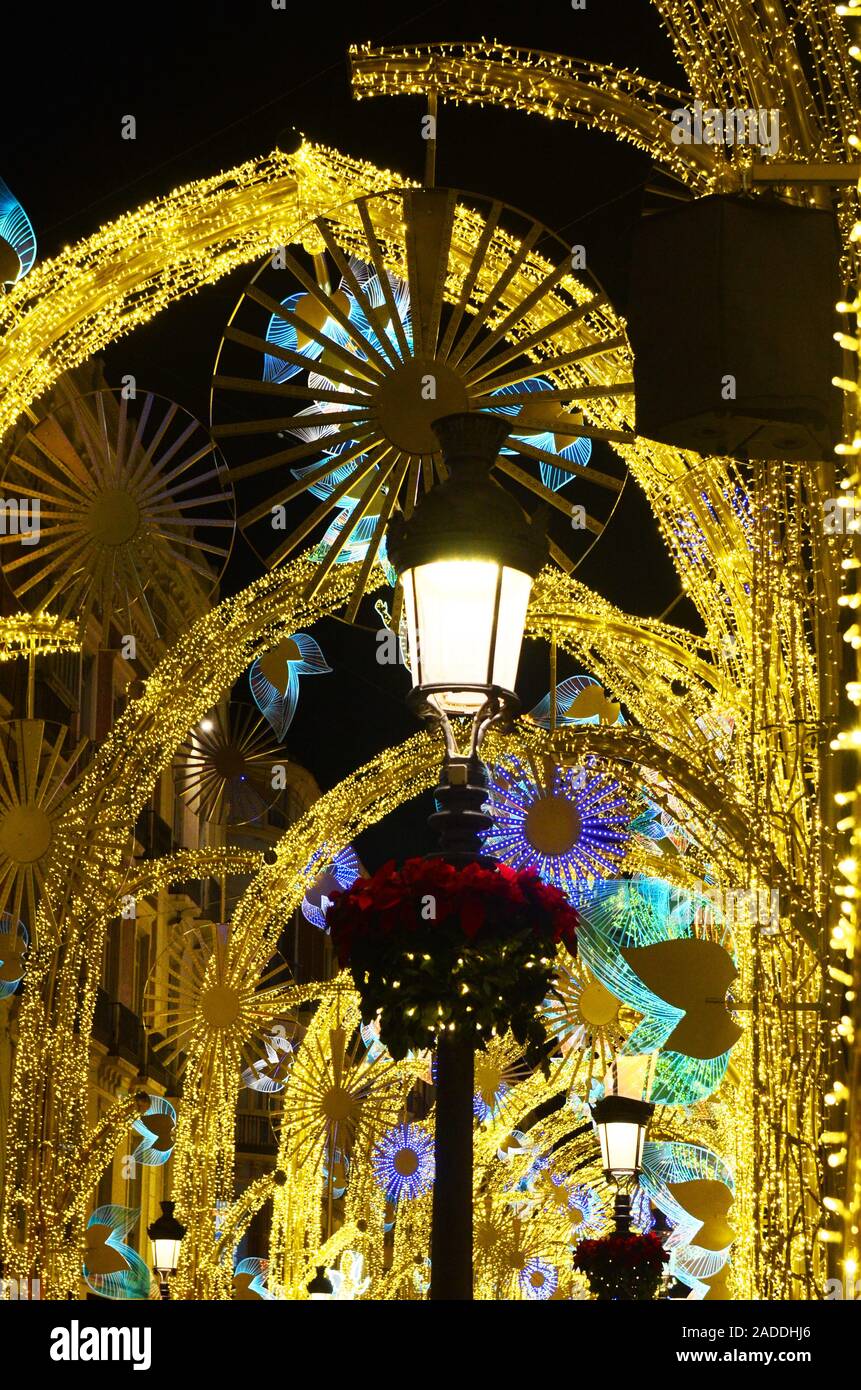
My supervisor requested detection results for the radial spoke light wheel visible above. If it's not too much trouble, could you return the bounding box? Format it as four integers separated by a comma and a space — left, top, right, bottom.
211, 187, 634, 620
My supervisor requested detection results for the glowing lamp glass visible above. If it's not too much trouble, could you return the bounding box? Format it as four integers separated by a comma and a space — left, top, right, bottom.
597, 1119, 646, 1179
401, 559, 532, 714
591, 1094, 654, 1182
151, 1235, 182, 1279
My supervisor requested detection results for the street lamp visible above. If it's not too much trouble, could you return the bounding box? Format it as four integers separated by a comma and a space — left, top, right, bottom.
307, 1265, 334, 1299
591, 1057, 656, 1233
387, 411, 547, 1302
592, 1094, 654, 1183
389, 410, 547, 729
146, 1200, 186, 1299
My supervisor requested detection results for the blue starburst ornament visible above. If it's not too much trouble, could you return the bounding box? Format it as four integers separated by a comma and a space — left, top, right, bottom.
485, 755, 630, 893
131, 1096, 176, 1168
83, 1206, 150, 1300
249, 632, 331, 741
302, 844, 360, 930
372, 1123, 435, 1203
567, 1183, 607, 1241
0, 178, 36, 284
518, 1256, 559, 1300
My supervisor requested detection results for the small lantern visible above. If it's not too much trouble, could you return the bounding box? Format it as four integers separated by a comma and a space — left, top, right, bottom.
307, 1264, 334, 1299
591, 1093, 654, 1181
146, 1200, 186, 1290
387, 412, 547, 718
591, 1054, 656, 1183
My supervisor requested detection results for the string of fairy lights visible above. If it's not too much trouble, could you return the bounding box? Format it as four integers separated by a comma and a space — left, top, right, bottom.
828, 0, 861, 1299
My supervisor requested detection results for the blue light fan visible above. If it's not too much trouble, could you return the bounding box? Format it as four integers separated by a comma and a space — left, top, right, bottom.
83, 1206, 150, 1300
0, 178, 36, 284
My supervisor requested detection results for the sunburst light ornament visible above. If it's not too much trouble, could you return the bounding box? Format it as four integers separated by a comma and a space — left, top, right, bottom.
1, 389, 234, 641
0, 718, 86, 932
542, 954, 629, 1098
176, 704, 284, 826
212, 186, 631, 617
372, 1122, 435, 1203
473, 1043, 531, 1124
485, 755, 629, 893
144, 921, 288, 1087
276, 1003, 405, 1167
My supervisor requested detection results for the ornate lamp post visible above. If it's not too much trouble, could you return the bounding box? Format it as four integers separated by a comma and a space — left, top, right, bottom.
590, 1057, 655, 1234
387, 410, 547, 1301
146, 1200, 186, 1300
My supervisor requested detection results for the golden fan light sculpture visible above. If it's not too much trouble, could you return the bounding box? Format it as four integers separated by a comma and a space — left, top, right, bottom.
211, 187, 631, 618
175, 704, 284, 827
0, 718, 86, 931
1, 389, 235, 641
144, 920, 292, 1088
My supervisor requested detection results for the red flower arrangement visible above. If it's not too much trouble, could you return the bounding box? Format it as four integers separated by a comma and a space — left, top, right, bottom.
572, 1231, 668, 1301
325, 857, 578, 1063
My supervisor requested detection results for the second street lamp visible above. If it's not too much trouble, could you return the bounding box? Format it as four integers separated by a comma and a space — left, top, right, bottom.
591, 1058, 656, 1235
146, 1200, 186, 1300
387, 410, 547, 1301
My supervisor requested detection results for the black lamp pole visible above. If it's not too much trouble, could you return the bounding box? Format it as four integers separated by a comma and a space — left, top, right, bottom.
427, 756, 493, 1301
388, 411, 547, 1302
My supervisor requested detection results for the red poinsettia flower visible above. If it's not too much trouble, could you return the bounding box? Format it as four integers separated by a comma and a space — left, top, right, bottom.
326, 855, 579, 963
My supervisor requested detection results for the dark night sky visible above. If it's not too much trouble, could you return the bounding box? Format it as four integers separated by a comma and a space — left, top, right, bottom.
4, 2, 697, 865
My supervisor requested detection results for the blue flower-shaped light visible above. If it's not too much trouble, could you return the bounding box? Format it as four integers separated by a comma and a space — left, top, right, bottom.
519, 1256, 558, 1300
485, 755, 629, 894
249, 632, 331, 741
566, 1183, 607, 1241
372, 1123, 435, 1203
492, 377, 592, 493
